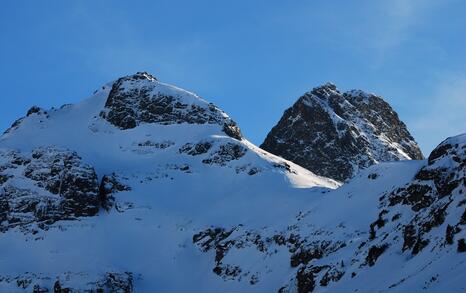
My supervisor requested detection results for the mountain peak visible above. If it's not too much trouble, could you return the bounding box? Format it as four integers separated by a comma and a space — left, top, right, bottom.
126, 71, 158, 81
315, 82, 338, 91
261, 85, 423, 181
99, 72, 243, 139
1, 71, 464, 292
307, 82, 340, 99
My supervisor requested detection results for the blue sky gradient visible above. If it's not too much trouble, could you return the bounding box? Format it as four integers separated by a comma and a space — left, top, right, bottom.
1, 0, 465, 154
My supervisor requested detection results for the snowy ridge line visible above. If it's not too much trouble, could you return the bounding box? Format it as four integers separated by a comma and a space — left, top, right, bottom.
0, 72, 464, 292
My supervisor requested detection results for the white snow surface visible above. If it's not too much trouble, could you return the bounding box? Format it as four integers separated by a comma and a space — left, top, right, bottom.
0, 77, 464, 292
0, 78, 337, 291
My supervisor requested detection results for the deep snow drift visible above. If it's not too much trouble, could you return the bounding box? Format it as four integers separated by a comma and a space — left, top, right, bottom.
0, 73, 464, 293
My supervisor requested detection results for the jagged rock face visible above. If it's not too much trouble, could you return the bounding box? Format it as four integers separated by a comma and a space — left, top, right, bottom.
100, 72, 242, 140
193, 225, 347, 289
261, 83, 423, 181
0, 147, 101, 232
382, 134, 466, 255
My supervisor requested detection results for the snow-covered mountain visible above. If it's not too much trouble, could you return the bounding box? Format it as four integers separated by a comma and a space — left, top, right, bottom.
261, 83, 424, 182
208, 133, 465, 293
0, 72, 337, 292
0, 73, 464, 293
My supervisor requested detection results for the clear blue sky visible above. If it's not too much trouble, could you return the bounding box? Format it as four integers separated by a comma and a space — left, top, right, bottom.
1, 0, 465, 154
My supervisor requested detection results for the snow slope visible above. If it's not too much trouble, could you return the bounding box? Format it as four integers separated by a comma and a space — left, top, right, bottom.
0, 73, 464, 293
0, 73, 337, 292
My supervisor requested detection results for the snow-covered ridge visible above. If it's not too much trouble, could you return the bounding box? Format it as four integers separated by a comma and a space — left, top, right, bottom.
0, 72, 336, 189
99, 72, 243, 140
261, 83, 424, 181
195, 133, 466, 292
0, 72, 463, 292
0, 72, 341, 292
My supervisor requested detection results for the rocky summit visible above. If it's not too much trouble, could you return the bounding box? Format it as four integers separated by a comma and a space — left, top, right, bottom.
0, 73, 464, 293
100, 71, 242, 140
261, 83, 424, 182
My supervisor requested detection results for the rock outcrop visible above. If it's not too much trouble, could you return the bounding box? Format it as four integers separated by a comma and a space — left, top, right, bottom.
0, 147, 101, 232
195, 134, 465, 292
1, 71, 463, 292
100, 72, 242, 140
261, 83, 423, 181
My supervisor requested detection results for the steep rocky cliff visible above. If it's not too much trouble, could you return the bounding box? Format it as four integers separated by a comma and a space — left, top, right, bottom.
261, 83, 423, 181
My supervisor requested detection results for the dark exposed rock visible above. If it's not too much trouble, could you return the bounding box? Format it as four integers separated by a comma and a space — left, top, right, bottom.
0, 198, 8, 224
193, 228, 235, 254
24, 148, 100, 216
376, 134, 465, 258
26, 106, 44, 117
296, 267, 317, 293
460, 209, 466, 225
0, 147, 101, 232
97, 272, 133, 293
290, 241, 344, 268
319, 266, 344, 287
368, 173, 379, 180
291, 246, 324, 268
32, 284, 49, 293
422, 204, 449, 233
193, 224, 347, 291
388, 135, 464, 215
100, 72, 242, 140
405, 184, 434, 211
446, 225, 455, 245
136, 140, 174, 149
53, 280, 65, 293
179, 141, 213, 156
99, 173, 131, 211
247, 167, 260, 176
294, 264, 344, 293
428, 143, 453, 165
366, 244, 388, 266
412, 236, 430, 255
370, 210, 388, 239
213, 264, 242, 279
0, 174, 11, 185
261, 83, 423, 181
458, 239, 466, 252
202, 143, 247, 165
222, 122, 242, 140
193, 227, 240, 280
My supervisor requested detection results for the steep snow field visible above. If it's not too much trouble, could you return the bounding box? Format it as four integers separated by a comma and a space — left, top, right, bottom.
0, 74, 464, 292
0, 74, 337, 292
